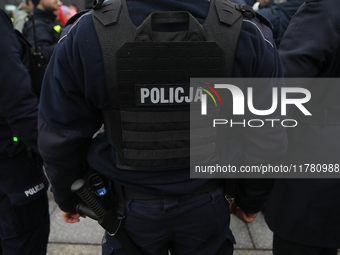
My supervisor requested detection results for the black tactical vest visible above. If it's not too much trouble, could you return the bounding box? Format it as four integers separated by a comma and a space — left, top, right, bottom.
93, 0, 248, 171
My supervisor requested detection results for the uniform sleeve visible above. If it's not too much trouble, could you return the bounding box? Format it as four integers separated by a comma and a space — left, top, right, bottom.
234, 18, 287, 165
38, 13, 106, 212
233, 18, 287, 213
278, 1, 339, 78
0, 9, 39, 154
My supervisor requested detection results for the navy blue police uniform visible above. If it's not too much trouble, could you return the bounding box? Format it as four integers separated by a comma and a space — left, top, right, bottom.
256, 0, 304, 47
23, 7, 59, 62
244, 0, 304, 47
265, 0, 340, 254
0, 9, 49, 255
38, 0, 287, 254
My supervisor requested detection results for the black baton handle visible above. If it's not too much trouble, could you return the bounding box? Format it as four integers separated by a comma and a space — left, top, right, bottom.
71, 178, 143, 255
71, 179, 107, 218
76, 203, 98, 220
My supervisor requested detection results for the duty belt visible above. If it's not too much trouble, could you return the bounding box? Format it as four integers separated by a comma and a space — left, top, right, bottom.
123, 179, 223, 202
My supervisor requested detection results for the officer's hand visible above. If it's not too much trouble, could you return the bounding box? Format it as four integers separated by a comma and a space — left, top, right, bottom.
61, 210, 86, 223
229, 200, 258, 223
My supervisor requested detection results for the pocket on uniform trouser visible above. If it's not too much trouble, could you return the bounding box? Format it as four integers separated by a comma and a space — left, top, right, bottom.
0, 176, 49, 238
169, 188, 236, 255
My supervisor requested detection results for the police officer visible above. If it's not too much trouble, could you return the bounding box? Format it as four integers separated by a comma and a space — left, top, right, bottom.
38, 0, 287, 254
23, 0, 60, 62
264, 0, 340, 254
0, 9, 49, 255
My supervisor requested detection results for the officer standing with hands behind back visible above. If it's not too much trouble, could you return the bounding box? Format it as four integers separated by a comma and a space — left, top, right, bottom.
0, 8, 49, 255
39, 0, 287, 254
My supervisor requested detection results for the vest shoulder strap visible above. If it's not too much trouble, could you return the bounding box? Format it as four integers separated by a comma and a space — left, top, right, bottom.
215, 0, 243, 26
92, 0, 122, 27
203, 0, 247, 77
92, 0, 136, 109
